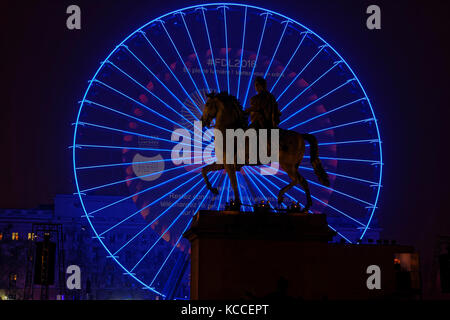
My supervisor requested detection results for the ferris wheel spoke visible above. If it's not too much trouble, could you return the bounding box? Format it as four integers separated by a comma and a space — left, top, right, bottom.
76, 154, 202, 171
235, 173, 246, 211
280, 78, 353, 122
241, 169, 263, 204
149, 224, 193, 287
91, 79, 196, 135
115, 173, 212, 262
74, 144, 178, 153
276, 45, 325, 101
303, 155, 382, 165
238, 172, 256, 210
120, 45, 200, 121
236, 6, 248, 99
79, 161, 202, 194
245, 167, 285, 202
216, 172, 227, 210
288, 97, 367, 130
103, 61, 198, 128
308, 117, 375, 134
85, 163, 208, 216
84, 99, 175, 136
148, 172, 221, 286
199, 7, 220, 92
303, 177, 375, 207
242, 168, 276, 208
149, 222, 191, 287
133, 172, 220, 273
208, 172, 224, 210
219, 5, 230, 93
245, 166, 298, 209
77, 121, 162, 142
360, 211, 377, 240
259, 165, 366, 227
312, 139, 380, 147
138, 30, 202, 112
280, 61, 343, 113
103, 172, 206, 244
159, 21, 206, 106
270, 31, 308, 92
299, 166, 378, 186
178, 12, 210, 92
242, 12, 270, 107
245, 168, 282, 205
75, 121, 196, 151
105, 59, 193, 124
327, 224, 352, 243
226, 174, 231, 202
234, 172, 248, 212
264, 20, 289, 78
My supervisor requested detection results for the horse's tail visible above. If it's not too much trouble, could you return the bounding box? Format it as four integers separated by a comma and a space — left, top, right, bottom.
301, 133, 330, 187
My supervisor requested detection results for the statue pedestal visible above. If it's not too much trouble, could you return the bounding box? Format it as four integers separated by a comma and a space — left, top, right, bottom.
183, 210, 418, 300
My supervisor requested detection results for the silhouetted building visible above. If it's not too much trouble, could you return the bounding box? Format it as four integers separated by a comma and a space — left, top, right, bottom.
0, 194, 187, 300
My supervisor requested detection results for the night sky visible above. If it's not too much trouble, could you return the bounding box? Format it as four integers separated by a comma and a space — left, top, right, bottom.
2, 0, 450, 297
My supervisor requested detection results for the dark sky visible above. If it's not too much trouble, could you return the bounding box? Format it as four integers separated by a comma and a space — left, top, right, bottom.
2, 0, 450, 296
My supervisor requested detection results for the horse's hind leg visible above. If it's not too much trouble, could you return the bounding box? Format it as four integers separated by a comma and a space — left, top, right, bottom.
277, 165, 299, 205
201, 163, 224, 194
297, 172, 312, 213
225, 165, 241, 205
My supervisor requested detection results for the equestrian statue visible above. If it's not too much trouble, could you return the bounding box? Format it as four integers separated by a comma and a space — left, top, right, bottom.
200, 76, 329, 213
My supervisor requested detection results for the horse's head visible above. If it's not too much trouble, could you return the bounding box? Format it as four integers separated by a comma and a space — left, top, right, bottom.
202, 91, 247, 129
201, 91, 220, 128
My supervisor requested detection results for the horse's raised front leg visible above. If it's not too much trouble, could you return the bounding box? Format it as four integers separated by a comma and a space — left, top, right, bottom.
201, 163, 224, 194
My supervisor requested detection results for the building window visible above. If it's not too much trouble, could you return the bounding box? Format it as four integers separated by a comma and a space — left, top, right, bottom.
11, 232, 19, 241
9, 273, 17, 282
0, 233, 3, 241
27, 233, 35, 241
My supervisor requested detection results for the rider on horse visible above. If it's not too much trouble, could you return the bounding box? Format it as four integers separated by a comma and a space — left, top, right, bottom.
201, 86, 329, 211
245, 76, 281, 130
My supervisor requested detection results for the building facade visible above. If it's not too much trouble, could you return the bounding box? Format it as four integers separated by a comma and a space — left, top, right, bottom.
0, 194, 189, 300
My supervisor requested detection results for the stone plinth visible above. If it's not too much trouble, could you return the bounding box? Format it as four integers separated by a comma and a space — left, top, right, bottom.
184, 210, 418, 300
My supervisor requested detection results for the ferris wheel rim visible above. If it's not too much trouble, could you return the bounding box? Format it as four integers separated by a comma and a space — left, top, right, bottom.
72, 2, 383, 297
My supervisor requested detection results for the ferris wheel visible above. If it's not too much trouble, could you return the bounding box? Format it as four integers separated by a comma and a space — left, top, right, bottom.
72, 3, 382, 298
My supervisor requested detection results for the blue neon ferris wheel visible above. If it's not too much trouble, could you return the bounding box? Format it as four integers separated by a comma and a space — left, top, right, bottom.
72, 3, 383, 298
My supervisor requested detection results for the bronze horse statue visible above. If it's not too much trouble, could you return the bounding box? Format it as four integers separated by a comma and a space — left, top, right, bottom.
200, 91, 329, 212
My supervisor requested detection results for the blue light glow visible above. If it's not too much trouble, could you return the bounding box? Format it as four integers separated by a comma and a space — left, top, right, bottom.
73, 3, 383, 298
